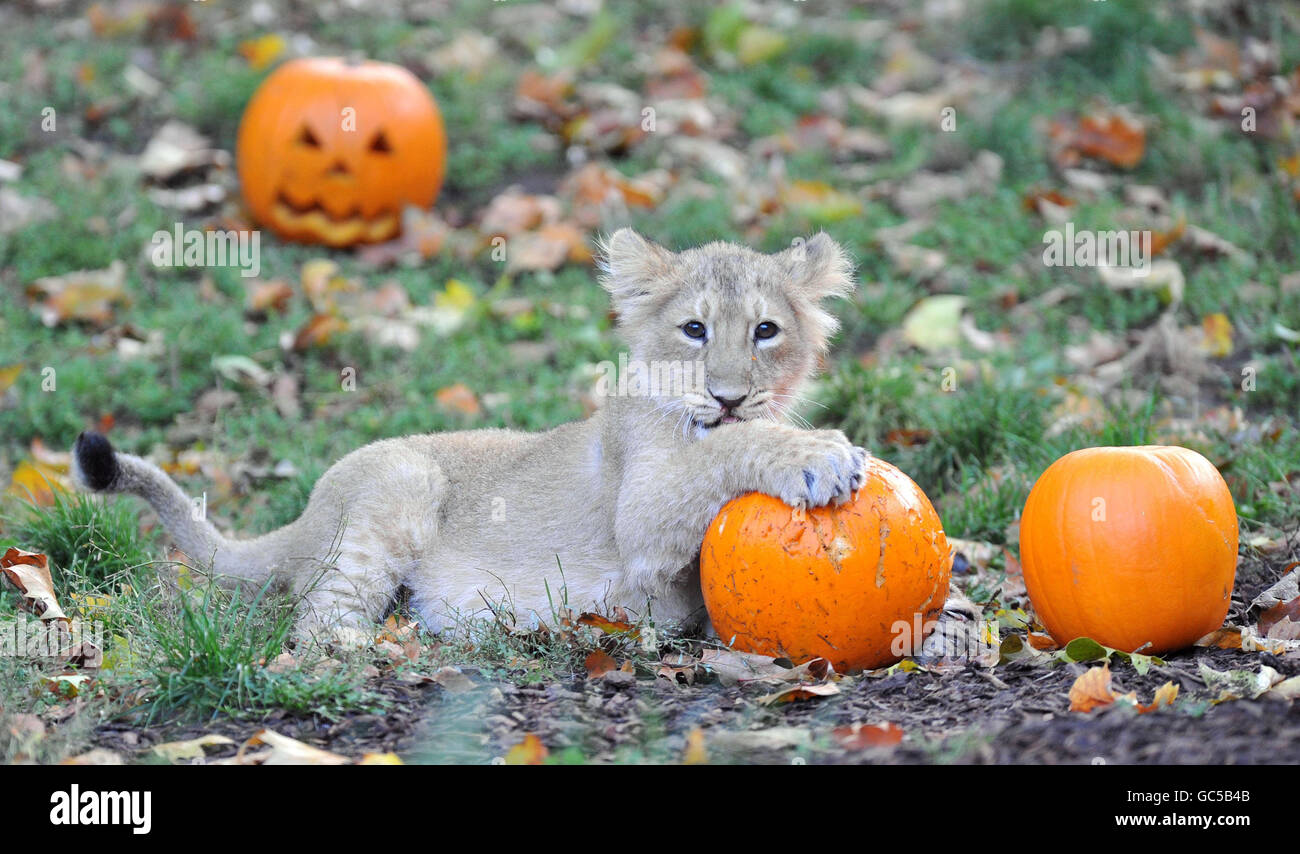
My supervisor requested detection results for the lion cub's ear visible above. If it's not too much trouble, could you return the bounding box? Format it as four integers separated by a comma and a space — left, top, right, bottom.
598, 228, 677, 317
782, 232, 855, 301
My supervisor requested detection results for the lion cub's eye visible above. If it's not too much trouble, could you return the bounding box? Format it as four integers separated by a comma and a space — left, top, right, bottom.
681, 321, 707, 341
754, 321, 780, 341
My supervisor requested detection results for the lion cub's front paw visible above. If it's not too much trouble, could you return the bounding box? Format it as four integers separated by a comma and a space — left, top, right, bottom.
762, 430, 869, 509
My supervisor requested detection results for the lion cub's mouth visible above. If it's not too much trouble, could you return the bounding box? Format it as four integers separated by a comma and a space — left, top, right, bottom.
696, 412, 742, 430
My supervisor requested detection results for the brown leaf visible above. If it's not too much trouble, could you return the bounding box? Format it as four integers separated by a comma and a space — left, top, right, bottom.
0, 363, 22, 394
435, 383, 482, 417
430, 666, 475, 693
1048, 111, 1146, 169
1027, 632, 1059, 651
146, 5, 198, 41
584, 649, 617, 678
59, 748, 123, 766
513, 70, 575, 121
832, 722, 905, 750
1260, 596, 1300, 640
1148, 217, 1186, 256
656, 652, 700, 685
504, 733, 548, 765
238, 34, 287, 70
505, 223, 592, 273
479, 192, 561, 238
152, 735, 236, 764
1022, 188, 1076, 212
575, 612, 637, 635
1, 547, 67, 622
245, 279, 294, 315
1138, 681, 1179, 714
292, 313, 348, 351
7, 460, 73, 507
1199, 313, 1233, 357
1196, 628, 1243, 649
43, 673, 92, 698
1069, 664, 1121, 713
137, 121, 226, 183
682, 728, 708, 764
357, 208, 451, 268
27, 260, 128, 327
236, 729, 351, 765
757, 682, 840, 706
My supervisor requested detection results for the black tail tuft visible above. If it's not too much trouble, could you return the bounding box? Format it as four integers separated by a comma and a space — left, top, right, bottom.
75, 431, 119, 491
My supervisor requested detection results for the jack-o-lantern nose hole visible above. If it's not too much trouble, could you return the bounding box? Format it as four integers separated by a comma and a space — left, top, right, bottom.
296, 126, 321, 148
325, 159, 350, 177
368, 131, 392, 154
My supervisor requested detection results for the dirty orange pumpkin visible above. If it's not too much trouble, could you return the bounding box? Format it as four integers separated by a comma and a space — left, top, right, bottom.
700, 457, 951, 672
1019, 445, 1238, 654
236, 57, 446, 247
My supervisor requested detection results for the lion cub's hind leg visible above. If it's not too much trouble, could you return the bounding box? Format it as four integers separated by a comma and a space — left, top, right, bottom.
292, 438, 447, 648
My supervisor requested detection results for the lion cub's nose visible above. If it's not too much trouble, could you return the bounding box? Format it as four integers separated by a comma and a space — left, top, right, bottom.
712, 392, 747, 411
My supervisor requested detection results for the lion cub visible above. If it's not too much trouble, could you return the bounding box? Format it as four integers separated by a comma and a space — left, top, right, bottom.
74, 230, 868, 640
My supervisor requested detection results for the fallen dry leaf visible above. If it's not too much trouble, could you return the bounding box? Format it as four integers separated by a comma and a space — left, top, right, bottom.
152, 734, 236, 764
27, 260, 128, 328
1139, 681, 1180, 714
506, 223, 590, 273
1069, 663, 1124, 712
59, 748, 123, 766
239, 33, 287, 70
504, 733, 548, 765
1260, 595, 1300, 641
1196, 627, 1244, 650
1048, 110, 1146, 169
584, 649, 617, 678
758, 681, 841, 706
1199, 313, 1233, 357
245, 279, 294, 315
682, 727, 708, 764
7, 459, 73, 507
236, 729, 351, 765
0, 363, 22, 394
901, 294, 967, 352
699, 648, 789, 686
430, 666, 475, 693
292, 313, 348, 351
780, 179, 862, 222
574, 611, 637, 635
435, 383, 482, 417
1027, 632, 1059, 651
137, 121, 227, 182
1, 547, 68, 622
832, 722, 905, 750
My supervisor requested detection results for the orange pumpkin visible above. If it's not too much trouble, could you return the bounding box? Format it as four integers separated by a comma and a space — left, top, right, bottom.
700, 457, 951, 672
236, 57, 446, 247
1019, 445, 1238, 654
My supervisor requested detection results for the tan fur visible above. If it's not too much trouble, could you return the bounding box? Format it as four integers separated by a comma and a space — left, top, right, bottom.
75, 231, 869, 641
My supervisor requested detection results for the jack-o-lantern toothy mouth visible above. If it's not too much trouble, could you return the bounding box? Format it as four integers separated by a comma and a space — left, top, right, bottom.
271, 191, 399, 246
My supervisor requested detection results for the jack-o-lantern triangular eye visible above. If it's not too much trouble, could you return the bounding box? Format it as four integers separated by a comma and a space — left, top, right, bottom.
297, 125, 321, 148
368, 131, 392, 154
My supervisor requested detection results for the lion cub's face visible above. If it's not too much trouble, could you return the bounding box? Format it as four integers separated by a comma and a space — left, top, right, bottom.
599, 230, 854, 433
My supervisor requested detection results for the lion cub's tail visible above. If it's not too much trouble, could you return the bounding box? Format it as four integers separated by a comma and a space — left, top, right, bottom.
72, 431, 290, 583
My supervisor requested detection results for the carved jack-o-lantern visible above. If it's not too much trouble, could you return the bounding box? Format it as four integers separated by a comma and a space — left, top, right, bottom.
236, 57, 446, 247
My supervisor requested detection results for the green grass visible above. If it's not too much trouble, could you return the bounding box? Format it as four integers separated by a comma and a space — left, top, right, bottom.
134, 576, 379, 723
1, 0, 1298, 763
4, 491, 156, 594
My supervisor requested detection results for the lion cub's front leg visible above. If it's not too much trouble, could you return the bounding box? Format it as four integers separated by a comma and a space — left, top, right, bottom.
612, 421, 868, 625
738, 425, 869, 509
